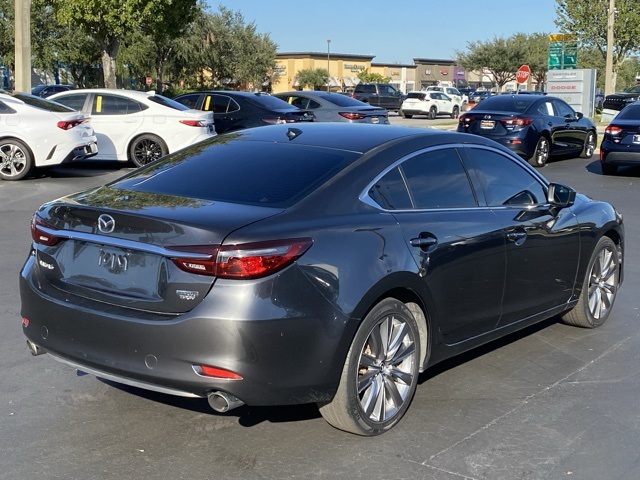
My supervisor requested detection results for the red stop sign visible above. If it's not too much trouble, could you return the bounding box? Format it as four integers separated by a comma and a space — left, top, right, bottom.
516, 65, 530, 84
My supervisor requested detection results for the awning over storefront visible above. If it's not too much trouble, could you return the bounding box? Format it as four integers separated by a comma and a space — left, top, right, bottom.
342, 76, 359, 87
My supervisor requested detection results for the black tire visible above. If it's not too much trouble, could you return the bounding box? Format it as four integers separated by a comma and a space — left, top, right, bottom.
401, 112, 413, 119
0, 138, 34, 181
562, 236, 620, 328
528, 136, 550, 167
580, 131, 596, 159
450, 106, 459, 119
428, 107, 437, 120
602, 163, 618, 175
128, 134, 168, 168
318, 298, 420, 436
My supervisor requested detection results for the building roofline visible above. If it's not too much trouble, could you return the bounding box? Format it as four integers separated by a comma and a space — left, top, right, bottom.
371, 63, 417, 69
413, 58, 457, 65
277, 52, 375, 61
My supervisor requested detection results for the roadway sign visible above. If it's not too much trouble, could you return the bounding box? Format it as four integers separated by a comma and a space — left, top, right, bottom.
548, 33, 577, 70
516, 65, 531, 84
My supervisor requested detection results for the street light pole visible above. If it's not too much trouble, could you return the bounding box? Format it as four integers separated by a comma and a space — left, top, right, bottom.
327, 39, 331, 92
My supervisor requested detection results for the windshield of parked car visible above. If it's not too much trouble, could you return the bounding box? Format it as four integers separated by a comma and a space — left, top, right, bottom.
319, 94, 371, 107
622, 84, 640, 94
474, 95, 534, 113
11, 92, 77, 113
148, 95, 190, 111
111, 139, 361, 208
247, 94, 298, 110
615, 104, 640, 119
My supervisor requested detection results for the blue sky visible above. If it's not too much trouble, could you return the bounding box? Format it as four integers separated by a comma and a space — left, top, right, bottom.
207, 0, 559, 64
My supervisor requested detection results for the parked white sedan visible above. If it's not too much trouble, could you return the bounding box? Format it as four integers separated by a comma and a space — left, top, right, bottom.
401, 91, 460, 119
0, 92, 98, 181
50, 89, 215, 167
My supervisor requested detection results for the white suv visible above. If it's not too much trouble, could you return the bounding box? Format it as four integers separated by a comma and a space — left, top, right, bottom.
400, 91, 460, 119
424, 86, 467, 107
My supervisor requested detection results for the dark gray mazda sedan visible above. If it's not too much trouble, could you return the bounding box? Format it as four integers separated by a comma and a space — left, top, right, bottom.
21, 123, 624, 436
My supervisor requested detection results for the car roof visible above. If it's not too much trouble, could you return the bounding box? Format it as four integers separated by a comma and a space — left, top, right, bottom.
52, 88, 161, 99
225, 122, 492, 154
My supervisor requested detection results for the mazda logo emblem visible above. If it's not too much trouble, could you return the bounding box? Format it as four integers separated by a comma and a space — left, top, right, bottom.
97, 214, 116, 234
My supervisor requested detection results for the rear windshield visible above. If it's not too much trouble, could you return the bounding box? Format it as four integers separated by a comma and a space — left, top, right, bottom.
246, 94, 296, 110
319, 94, 369, 107
407, 92, 427, 100
111, 138, 360, 207
475, 95, 534, 113
10, 92, 76, 112
616, 104, 640, 119
148, 94, 190, 111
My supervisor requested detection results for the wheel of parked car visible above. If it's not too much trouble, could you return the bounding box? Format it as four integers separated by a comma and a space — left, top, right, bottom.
401, 111, 413, 119
601, 163, 618, 175
562, 236, 620, 328
428, 106, 437, 120
128, 134, 168, 168
318, 297, 421, 436
580, 131, 597, 159
529, 136, 550, 167
0, 138, 33, 181
450, 106, 459, 119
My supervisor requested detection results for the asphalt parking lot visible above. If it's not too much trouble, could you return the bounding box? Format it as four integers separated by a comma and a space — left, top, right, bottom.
1, 123, 639, 480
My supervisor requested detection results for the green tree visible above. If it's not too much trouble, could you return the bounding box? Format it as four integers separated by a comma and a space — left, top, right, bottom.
195, 6, 276, 90
295, 68, 329, 90
457, 35, 527, 91
555, 0, 640, 91
52, 0, 185, 89
0, 0, 14, 69
357, 70, 390, 83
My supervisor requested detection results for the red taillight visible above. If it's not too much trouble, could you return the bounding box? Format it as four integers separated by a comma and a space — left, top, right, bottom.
197, 365, 243, 380
57, 118, 89, 130
170, 238, 313, 279
501, 117, 533, 127
605, 125, 622, 135
339, 112, 366, 120
459, 114, 474, 124
179, 119, 207, 127
31, 214, 61, 246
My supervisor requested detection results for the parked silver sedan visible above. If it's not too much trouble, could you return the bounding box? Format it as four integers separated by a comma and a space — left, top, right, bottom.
274, 91, 389, 124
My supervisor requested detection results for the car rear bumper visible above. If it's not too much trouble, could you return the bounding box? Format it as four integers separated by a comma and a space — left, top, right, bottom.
20, 253, 347, 407
600, 142, 640, 165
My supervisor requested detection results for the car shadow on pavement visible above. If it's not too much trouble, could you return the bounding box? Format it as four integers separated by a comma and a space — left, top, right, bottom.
29, 161, 133, 180
585, 160, 640, 177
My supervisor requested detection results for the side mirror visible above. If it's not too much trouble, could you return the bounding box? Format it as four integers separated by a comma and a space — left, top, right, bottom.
547, 183, 576, 208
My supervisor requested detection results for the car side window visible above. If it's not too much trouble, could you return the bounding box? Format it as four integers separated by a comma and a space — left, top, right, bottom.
206, 95, 233, 114
0, 100, 15, 114
369, 167, 413, 210
465, 148, 546, 206
401, 148, 476, 209
93, 95, 143, 115
554, 99, 576, 118
290, 97, 309, 109
54, 93, 87, 111
176, 94, 200, 109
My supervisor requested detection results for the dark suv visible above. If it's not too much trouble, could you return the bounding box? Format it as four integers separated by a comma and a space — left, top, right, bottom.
31, 84, 75, 98
603, 84, 640, 111
352, 83, 404, 111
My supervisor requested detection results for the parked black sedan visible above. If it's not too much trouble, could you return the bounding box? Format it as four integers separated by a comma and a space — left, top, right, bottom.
458, 94, 597, 167
273, 91, 389, 124
600, 102, 640, 175
21, 123, 623, 436
172, 91, 315, 134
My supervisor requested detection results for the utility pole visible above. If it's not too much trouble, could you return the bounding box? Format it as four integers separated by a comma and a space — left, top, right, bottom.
604, 0, 615, 95
14, 0, 31, 93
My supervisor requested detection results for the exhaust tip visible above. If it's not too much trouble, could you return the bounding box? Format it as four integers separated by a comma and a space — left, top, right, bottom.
26, 340, 47, 356
207, 391, 244, 413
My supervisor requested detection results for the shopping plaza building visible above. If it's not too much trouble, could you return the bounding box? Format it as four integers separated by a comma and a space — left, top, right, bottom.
271, 52, 501, 94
